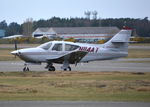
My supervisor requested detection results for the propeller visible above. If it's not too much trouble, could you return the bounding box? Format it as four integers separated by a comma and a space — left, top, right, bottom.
14, 40, 17, 50
11, 40, 22, 58
14, 40, 17, 58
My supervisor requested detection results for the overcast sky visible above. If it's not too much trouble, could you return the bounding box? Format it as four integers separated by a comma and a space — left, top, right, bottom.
1, 0, 150, 24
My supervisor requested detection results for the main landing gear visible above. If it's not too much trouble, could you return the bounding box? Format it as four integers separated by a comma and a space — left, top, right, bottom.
61, 60, 72, 71
45, 63, 55, 71
45, 62, 72, 71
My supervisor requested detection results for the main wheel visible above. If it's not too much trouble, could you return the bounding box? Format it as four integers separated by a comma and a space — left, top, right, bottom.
63, 67, 71, 71
68, 66, 71, 71
64, 68, 67, 71
51, 66, 55, 71
48, 66, 55, 71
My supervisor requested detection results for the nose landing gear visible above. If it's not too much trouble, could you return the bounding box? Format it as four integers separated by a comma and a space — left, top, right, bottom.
23, 64, 29, 72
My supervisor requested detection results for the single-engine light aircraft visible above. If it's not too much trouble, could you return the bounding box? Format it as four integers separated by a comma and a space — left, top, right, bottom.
11, 27, 132, 71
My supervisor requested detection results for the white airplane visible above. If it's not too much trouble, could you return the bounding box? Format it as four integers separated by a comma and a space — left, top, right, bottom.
11, 27, 132, 71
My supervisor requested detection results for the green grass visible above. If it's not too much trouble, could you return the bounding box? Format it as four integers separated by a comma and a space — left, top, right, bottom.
120, 61, 150, 63
127, 49, 150, 58
0, 71, 150, 101
129, 43, 150, 46
0, 49, 20, 61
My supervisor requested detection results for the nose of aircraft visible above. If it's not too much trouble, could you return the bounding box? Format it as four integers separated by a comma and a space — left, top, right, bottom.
11, 50, 19, 55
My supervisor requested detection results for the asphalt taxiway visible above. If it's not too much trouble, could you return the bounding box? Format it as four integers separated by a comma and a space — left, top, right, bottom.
0, 58, 150, 72
0, 101, 150, 107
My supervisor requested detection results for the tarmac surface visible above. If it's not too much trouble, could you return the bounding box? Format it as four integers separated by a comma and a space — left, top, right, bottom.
0, 58, 150, 72
0, 101, 150, 107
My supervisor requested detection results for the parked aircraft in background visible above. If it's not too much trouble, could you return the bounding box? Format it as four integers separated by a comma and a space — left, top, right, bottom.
11, 27, 132, 71
3, 35, 24, 39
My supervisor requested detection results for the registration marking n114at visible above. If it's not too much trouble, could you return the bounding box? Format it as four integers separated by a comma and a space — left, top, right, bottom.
79, 47, 99, 53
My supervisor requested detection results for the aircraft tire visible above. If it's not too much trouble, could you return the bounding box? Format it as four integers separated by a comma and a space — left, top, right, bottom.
48, 66, 55, 71
52, 66, 55, 71
63, 67, 71, 71
68, 66, 71, 71
23, 67, 29, 72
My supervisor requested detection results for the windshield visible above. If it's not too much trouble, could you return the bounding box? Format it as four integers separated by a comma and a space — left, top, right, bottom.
38, 42, 52, 50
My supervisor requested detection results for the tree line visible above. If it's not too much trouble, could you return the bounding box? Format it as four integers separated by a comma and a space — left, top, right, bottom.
0, 17, 150, 37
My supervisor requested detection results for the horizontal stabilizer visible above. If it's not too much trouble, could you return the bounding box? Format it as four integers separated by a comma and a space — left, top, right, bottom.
111, 40, 129, 43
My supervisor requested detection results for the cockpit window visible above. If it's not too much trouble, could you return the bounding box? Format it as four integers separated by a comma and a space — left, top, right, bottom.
65, 44, 79, 51
52, 43, 62, 51
39, 42, 52, 50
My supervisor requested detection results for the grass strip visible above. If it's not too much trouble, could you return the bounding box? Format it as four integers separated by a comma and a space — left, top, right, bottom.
0, 71, 149, 101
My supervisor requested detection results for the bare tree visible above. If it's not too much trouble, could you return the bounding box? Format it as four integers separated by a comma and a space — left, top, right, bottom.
23, 18, 33, 37
84, 11, 91, 19
92, 11, 98, 20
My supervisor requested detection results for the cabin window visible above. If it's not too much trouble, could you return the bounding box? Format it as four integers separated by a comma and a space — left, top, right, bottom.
39, 43, 52, 50
65, 44, 79, 51
52, 43, 62, 51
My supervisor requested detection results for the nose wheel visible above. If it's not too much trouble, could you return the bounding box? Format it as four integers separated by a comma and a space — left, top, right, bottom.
23, 64, 29, 72
23, 66, 29, 72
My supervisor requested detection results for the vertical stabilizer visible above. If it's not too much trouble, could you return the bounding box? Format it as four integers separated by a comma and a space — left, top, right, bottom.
104, 27, 132, 51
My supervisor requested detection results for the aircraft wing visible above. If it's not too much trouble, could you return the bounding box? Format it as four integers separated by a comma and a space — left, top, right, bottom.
46, 51, 87, 64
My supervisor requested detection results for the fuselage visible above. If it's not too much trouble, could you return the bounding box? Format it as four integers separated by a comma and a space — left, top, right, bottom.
11, 41, 128, 64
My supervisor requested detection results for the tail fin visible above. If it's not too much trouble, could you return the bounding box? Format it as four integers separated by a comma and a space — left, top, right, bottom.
104, 27, 132, 51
